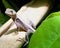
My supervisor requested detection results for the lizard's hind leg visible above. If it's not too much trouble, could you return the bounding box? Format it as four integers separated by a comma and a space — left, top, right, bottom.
23, 32, 29, 47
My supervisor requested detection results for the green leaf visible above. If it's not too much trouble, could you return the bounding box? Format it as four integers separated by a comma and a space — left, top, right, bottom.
2, 0, 19, 11
46, 11, 60, 20
2, 0, 13, 9
28, 15, 60, 48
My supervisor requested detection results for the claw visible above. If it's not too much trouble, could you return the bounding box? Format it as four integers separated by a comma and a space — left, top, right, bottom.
23, 41, 29, 47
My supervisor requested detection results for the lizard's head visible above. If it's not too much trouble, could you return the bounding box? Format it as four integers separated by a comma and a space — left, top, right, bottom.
5, 8, 16, 19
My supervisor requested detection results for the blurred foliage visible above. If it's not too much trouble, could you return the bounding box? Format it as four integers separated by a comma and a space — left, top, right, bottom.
0, 10, 10, 26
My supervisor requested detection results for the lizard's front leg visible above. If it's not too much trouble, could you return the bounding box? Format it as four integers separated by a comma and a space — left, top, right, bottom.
14, 18, 21, 34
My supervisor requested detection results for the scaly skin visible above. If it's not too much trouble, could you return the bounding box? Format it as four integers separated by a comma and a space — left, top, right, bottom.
5, 8, 35, 46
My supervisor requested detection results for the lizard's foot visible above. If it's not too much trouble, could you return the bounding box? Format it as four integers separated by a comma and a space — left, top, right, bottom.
23, 35, 29, 47
23, 40, 29, 47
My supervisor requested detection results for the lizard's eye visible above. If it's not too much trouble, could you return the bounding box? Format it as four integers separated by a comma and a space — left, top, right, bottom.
10, 11, 13, 14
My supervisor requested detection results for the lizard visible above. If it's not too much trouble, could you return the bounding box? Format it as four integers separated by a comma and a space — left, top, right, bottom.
5, 8, 36, 46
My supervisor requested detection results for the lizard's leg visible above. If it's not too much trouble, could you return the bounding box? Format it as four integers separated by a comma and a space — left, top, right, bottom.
23, 27, 35, 47
15, 20, 20, 34
23, 29, 33, 47
23, 32, 29, 47
15, 26, 19, 34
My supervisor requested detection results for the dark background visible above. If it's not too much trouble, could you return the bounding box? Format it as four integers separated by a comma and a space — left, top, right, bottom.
0, 0, 60, 13
0, 0, 32, 13
0, 0, 60, 26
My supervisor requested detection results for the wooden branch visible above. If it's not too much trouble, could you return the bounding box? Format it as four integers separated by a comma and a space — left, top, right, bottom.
0, 18, 13, 36
0, 32, 26, 48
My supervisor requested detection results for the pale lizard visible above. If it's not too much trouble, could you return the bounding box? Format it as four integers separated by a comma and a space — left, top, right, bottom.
5, 8, 35, 46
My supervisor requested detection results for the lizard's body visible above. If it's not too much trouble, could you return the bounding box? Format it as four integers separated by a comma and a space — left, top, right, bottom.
5, 8, 35, 46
